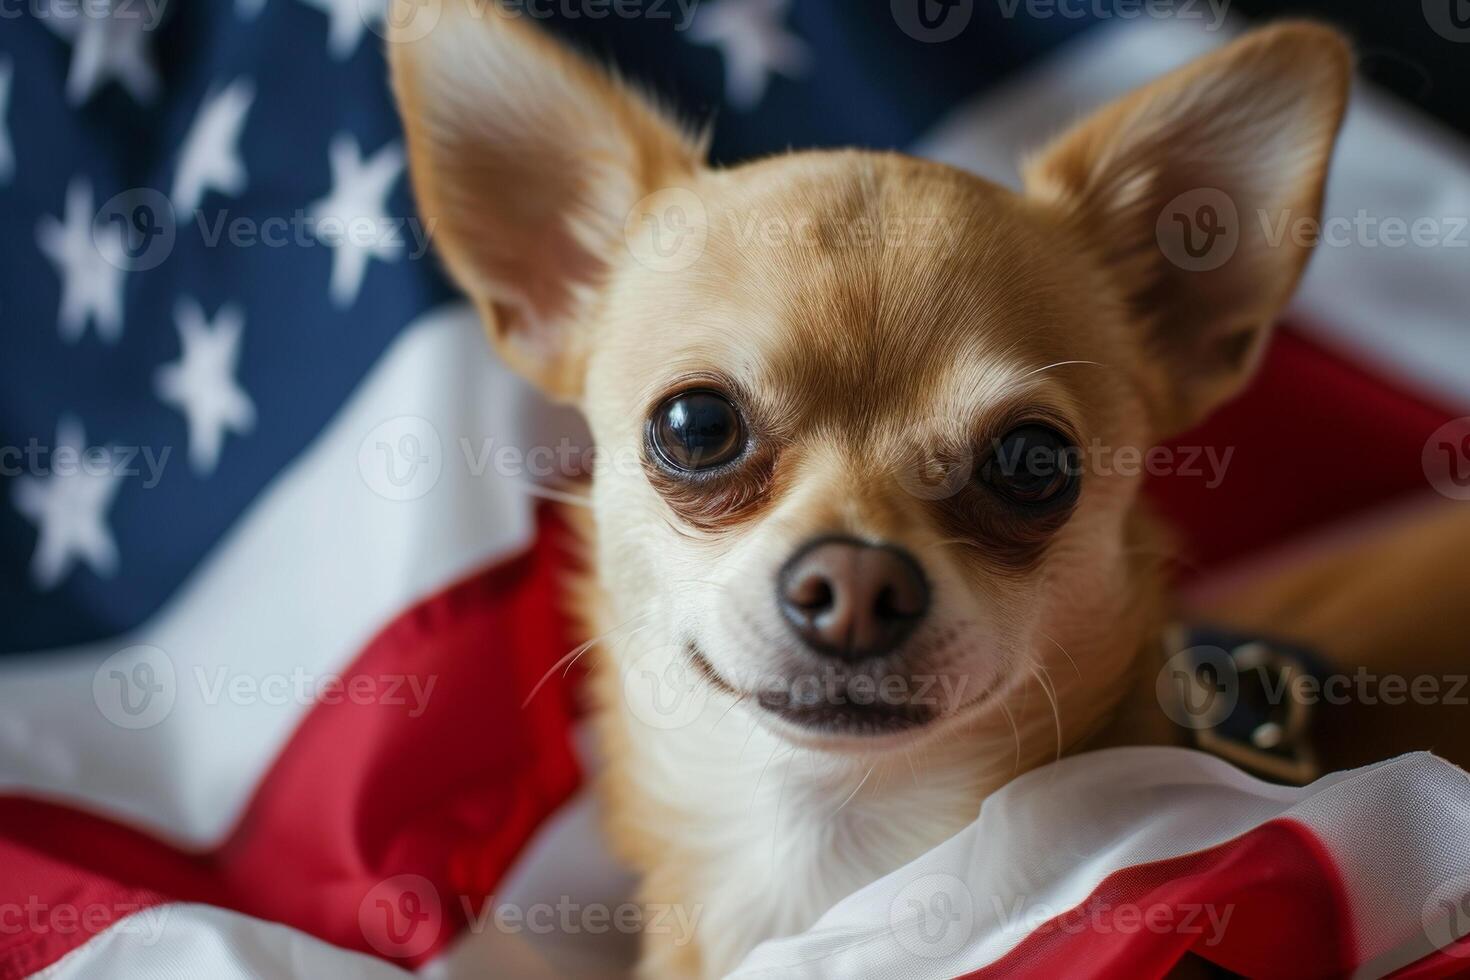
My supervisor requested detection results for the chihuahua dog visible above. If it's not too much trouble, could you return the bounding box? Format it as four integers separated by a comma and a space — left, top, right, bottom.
391, 7, 1350, 976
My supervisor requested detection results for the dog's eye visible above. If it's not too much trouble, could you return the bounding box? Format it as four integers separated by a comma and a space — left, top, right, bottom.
650, 391, 746, 472
980, 424, 1079, 506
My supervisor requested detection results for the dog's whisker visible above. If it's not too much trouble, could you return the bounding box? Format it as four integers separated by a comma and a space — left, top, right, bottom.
713, 690, 748, 731
833, 764, 874, 817
515, 481, 595, 508
571, 622, 650, 678
750, 742, 783, 814
995, 697, 1022, 776
737, 714, 760, 764
903, 750, 921, 789
520, 608, 655, 708
1014, 359, 1106, 383
1038, 630, 1082, 679
1027, 661, 1064, 763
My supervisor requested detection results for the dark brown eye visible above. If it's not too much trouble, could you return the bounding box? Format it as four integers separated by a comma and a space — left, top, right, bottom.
650, 391, 746, 472
980, 424, 1080, 506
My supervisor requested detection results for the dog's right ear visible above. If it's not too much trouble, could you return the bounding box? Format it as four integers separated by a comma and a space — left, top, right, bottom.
389, 1, 704, 401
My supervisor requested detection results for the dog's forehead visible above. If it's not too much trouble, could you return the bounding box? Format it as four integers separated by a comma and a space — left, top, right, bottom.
624, 152, 1094, 425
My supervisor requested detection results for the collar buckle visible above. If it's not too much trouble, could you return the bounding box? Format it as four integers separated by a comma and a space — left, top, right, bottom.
1165, 626, 1325, 785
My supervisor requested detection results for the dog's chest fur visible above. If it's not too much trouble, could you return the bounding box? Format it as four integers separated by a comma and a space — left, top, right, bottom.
594, 658, 1003, 977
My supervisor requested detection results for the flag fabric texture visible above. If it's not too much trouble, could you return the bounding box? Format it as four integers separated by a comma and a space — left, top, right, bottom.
0, 3, 1467, 978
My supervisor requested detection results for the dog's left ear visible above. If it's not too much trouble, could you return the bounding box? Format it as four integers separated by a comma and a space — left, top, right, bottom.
1024, 23, 1351, 434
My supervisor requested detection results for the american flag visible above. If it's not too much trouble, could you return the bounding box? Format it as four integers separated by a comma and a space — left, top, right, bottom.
1, 1, 1469, 977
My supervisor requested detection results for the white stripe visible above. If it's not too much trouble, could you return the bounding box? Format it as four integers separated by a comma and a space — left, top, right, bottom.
0, 303, 566, 845
33, 903, 411, 980
915, 17, 1470, 410
729, 748, 1470, 978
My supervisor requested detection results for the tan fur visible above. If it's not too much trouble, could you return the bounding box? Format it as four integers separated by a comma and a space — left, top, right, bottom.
390, 10, 1369, 976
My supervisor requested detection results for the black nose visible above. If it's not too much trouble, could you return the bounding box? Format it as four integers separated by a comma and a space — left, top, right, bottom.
777, 536, 930, 660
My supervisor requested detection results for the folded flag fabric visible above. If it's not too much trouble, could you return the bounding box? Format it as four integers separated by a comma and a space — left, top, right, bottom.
19, 748, 1470, 979
730, 748, 1470, 979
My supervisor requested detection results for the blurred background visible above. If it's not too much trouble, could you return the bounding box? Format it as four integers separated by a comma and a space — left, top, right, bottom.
0, 0, 1466, 976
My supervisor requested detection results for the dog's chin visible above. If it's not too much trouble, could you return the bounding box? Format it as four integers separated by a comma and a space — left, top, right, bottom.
687, 643, 983, 755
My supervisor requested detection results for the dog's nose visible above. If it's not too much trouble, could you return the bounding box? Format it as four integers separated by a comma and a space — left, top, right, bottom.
777, 536, 929, 660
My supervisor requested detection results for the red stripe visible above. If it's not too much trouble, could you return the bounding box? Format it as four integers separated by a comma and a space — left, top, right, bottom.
957, 818, 1357, 980
0, 852, 166, 979
1147, 325, 1459, 576
0, 505, 583, 974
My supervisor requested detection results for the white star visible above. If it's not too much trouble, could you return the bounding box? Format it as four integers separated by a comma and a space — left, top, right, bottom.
297, 0, 385, 60
155, 298, 256, 475
36, 178, 128, 344
307, 134, 404, 308
172, 78, 254, 212
0, 58, 14, 185
12, 417, 124, 591
690, 0, 810, 111
43, 0, 161, 107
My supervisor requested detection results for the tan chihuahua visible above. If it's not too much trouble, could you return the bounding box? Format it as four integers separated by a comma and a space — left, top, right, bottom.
390, 6, 1350, 976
